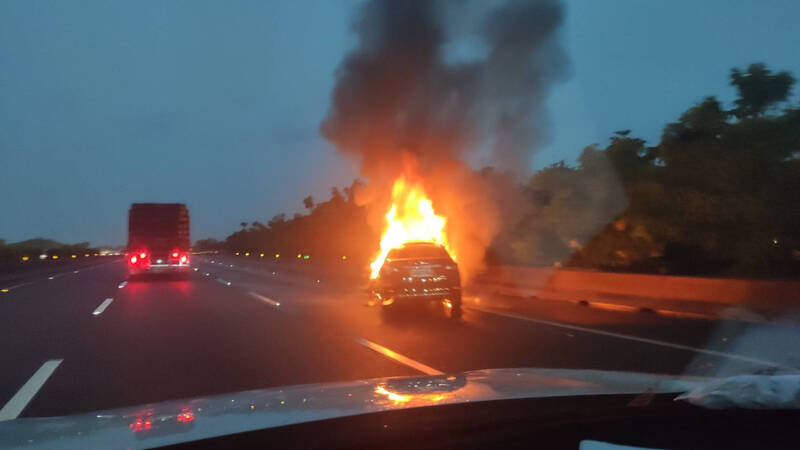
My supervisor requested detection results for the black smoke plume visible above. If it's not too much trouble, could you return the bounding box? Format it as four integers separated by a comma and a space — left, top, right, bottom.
321, 0, 570, 279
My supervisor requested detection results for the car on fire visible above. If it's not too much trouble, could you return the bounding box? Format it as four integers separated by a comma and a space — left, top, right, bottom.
369, 241, 462, 318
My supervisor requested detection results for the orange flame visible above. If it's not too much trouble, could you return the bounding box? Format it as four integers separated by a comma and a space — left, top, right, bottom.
374, 385, 446, 406
369, 176, 454, 278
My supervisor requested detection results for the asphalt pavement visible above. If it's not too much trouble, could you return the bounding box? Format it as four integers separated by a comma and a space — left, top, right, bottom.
1, 256, 796, 419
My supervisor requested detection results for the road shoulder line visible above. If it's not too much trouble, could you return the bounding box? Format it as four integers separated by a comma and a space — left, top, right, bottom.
468, 306, 795, 371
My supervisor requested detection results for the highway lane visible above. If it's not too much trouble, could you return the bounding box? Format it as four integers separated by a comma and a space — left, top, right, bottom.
0, 260, 123, 417
201, 257, 786, 375
1, 256, 796, 419
6, 262, 419, 417
0, 256, 115, 289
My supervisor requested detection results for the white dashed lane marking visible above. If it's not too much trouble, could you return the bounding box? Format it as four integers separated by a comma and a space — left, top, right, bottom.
1, 282, 32, 293
0, 360, 63, 421
92, 298, 114, 316
248, 291, 281, 307
354, 338, 443, 376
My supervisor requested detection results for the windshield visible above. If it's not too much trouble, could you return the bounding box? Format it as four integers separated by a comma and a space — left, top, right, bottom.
2, 0, 800, 446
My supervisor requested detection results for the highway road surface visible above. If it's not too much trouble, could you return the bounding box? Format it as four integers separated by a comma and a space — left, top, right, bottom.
1, 256, 797, 419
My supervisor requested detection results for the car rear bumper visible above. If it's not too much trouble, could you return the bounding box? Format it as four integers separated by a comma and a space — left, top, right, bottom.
384, 286, 461, 302
130, 264, 190, 275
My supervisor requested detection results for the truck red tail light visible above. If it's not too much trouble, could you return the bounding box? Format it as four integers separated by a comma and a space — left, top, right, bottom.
172, 251, 179, 259
129, 250, 149, 266
180, 254, 188, 264
129, 417, 152, 432
177, 408, 194, 423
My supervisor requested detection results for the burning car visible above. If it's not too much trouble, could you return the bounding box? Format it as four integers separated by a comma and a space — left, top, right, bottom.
369, 241, 462, 318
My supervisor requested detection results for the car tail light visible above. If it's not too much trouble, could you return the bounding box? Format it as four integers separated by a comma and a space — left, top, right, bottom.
139, 252, 147, 259
177, 409, 194, 423
180, 254, 188, 264
130, 255, 138, 264
172, 251, 179, 259
129, 417, 152, 432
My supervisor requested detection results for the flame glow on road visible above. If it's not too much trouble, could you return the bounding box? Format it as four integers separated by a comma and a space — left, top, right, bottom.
369, 177, 454, 278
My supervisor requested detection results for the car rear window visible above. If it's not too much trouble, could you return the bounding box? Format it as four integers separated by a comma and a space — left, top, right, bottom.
387, 244, 451, 260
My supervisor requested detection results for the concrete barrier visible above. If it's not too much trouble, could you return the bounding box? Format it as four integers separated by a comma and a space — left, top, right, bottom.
210, 254, 800, 320
473, 265, 800, 318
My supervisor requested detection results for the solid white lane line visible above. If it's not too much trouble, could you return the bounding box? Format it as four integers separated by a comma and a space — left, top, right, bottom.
0, 359, 63, 421
216, 278, 232, 286
354, 338, 443, 376
468, 306, 795, 371
248, 292, 280, 307
118, 281, 128, 289
92, 298, 114, 316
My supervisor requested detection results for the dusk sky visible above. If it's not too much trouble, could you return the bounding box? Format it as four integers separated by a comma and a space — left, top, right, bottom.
2, 0, 799, 246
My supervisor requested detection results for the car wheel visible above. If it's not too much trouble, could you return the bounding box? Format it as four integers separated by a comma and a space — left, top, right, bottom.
449, 292, 462, 319
380, 300, 399, 321
367, 291, 380, 306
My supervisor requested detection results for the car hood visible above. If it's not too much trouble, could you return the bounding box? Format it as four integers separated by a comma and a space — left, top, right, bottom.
0, 368, 703, 449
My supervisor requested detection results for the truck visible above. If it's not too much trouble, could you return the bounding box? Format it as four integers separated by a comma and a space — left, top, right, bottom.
126, 203, 191, 278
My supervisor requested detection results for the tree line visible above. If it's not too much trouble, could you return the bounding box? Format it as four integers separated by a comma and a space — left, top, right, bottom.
0, 238, 104, 269
213, 64, 800, 279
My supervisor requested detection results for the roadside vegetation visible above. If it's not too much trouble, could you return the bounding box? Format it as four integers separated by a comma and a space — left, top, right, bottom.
0, 238, 105, 269
215, 63, 800, 279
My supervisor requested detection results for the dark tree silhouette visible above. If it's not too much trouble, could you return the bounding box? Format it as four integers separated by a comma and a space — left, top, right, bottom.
224, 63, 800, 279
730, 63, 795, 119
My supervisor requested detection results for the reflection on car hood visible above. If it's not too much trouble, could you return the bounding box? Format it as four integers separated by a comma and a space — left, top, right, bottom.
0, 368, 703, 450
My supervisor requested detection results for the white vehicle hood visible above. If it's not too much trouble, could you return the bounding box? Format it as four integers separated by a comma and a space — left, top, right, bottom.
0, 368, 703, 450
